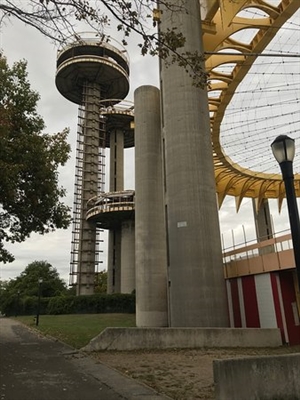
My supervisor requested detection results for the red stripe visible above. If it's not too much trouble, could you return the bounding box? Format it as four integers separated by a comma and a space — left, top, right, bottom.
230, 279, 242, 327
242, 276, 260, 327
279, 271, 300, 345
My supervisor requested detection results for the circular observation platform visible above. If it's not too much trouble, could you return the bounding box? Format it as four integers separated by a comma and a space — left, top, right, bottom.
86, 190, 135, 229
55, 35, 130, 104
100, 100, 134, 148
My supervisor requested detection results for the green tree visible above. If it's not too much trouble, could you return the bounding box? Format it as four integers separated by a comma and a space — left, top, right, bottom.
17, 261, 67, 296
94, 270, 107, 294
2, 261, 67, 297
0, 1, 206, 87
0, 56, 71, 263
0, 261, 68, 315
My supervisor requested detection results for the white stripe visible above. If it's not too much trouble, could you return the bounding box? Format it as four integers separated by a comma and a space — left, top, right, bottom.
255, 273, 276, 328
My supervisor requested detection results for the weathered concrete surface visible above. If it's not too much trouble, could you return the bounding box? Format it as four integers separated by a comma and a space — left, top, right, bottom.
134, 85, 168, 327
0, 318, 170, 400
160, 0, 228, 328
213, 353, 300, 400
121, 220, 135, 294
82, 327, 282, 351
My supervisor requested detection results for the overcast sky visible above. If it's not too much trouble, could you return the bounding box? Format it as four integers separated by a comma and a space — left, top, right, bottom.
0, 5, 299, 283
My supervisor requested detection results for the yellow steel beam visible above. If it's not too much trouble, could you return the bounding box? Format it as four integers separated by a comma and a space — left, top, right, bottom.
202, 0, 300, 210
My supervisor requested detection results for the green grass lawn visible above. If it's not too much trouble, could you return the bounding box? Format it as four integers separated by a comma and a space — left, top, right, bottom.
15, 314, 136, 349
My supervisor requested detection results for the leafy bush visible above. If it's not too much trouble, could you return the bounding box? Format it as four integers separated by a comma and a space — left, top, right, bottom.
1, 293, 135, 316
71, 293, 135, 314
47, 296, 74, 315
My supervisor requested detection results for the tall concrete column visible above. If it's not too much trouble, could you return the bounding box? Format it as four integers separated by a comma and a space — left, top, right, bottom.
109, 129, 124, 191
159, 0, 228, 326
253, 198, 275, 255
121, 220, 135, 293
135, 85, 168, 327
76, 82, 100, 295
107, 229, 121, 293
107, 129, 124, 294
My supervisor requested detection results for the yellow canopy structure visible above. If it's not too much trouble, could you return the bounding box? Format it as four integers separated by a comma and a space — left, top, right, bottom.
202, 0, 300, 211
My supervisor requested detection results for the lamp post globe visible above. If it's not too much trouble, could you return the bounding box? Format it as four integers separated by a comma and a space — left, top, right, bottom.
271, 135, 295, 164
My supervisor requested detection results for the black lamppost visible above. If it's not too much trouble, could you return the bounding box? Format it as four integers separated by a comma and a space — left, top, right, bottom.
36, 278, 43, 326
271, 135, 300, 286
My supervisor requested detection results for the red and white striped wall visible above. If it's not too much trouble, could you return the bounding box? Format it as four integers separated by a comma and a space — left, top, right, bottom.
226, 270, 300, 345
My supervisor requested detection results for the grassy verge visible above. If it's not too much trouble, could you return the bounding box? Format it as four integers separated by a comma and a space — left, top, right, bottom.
15, 314, 136, 349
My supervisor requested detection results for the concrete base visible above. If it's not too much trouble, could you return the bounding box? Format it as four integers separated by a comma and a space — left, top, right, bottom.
82, 327, 282, 352
213, 353, 300, 400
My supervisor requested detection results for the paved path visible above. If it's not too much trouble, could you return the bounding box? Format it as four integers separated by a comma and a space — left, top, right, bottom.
0, 318, 170, 400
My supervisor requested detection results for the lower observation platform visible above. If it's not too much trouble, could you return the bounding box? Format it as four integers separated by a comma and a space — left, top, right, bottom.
86, 190, 135, 229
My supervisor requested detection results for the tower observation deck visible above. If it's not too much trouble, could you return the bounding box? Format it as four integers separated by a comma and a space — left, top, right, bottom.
55, 34, 132, 295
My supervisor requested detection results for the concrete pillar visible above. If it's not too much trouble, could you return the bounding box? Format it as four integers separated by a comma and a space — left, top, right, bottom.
200, 0, 219, 19
109, 129, 124, 191
76, 82, 100, 295
107, 230, 114, 294
253, 198, 275, 255
134, 85, 168, 327
107, 129, 124, 294
107, 229, 121, 293
121, 220, 135, 293
159, 0, 228, 326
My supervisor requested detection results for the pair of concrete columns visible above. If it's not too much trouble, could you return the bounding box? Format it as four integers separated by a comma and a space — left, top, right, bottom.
134, 0, 228, 328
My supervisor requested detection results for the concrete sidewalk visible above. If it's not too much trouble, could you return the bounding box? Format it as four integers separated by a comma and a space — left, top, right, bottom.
0, 318, 170, 400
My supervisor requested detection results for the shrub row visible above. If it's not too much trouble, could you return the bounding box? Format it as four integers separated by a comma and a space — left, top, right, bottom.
3, 293, 136, 316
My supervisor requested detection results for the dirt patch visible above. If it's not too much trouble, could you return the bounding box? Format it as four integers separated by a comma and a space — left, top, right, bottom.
93, 346, 300, 399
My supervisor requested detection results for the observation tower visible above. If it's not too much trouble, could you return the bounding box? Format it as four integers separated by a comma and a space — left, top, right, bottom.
55, 35, 133, 295
86, 101, 135, 294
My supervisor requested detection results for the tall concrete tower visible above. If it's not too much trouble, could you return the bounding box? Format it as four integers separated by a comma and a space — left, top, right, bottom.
159, 0, 229, 326
86, 102, 135, 294
55, 36, 130, 295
